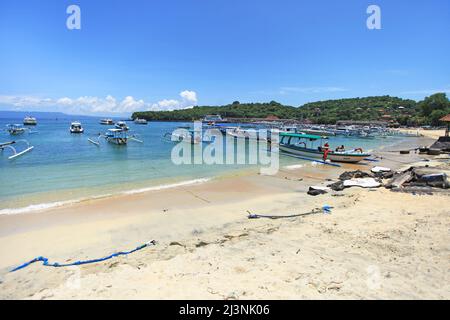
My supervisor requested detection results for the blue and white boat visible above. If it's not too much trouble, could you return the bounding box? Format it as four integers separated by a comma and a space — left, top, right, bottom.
6, 124, 27, 135
279, 132, 370, 163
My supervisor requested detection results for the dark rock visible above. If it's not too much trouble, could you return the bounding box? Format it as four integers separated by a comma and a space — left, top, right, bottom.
327, 181, 346, 191
307, 187, 327, 196
420, 173, 449, 189
373, 171, 394, 179
338, 170, 373, 181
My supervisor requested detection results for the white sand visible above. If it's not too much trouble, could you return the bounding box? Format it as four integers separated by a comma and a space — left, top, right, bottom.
0, 136, 449, 300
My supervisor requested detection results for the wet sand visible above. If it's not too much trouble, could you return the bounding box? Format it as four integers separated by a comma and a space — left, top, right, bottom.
0, 135, 449, 299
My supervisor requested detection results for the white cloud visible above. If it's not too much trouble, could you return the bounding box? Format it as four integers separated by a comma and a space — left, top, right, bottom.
0, 90, 198, 115
150, 90, 198, 111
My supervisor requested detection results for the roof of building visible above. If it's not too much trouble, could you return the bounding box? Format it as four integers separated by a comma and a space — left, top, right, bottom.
439, 114, 450, 122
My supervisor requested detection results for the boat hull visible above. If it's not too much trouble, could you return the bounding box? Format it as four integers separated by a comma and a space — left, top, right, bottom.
280, 145, 369, 163
8, 130, 25, 135
106, 137, 127, 145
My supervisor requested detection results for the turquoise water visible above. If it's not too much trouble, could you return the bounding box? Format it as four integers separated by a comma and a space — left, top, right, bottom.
0, 116, 405, 213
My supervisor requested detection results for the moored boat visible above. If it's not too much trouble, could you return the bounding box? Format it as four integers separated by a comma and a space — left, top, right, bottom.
279, 132, 370, 163
100, 119, 114, 125
70, 122, 84, 133
226, 127, 268, 141
134, 118, 148, 125
23, 116, 37, 126
6, 124, 27, 135
115, 121, 129, 131
104, 128, 128, 145
88, 129, 143, 146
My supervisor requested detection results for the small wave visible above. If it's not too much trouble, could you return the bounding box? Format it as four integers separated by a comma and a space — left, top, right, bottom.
121, 178, 211, 195
0, 178, 212, 215
0, 200, 79, 216
283, 164, 305, 170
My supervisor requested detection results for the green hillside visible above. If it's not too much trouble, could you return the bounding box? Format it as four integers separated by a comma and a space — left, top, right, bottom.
132, 93, 450, 126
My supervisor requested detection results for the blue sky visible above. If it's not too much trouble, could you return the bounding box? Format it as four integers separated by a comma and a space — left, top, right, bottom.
0, 0, 449, 115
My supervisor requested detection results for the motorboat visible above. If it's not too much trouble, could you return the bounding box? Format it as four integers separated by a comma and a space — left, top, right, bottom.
70, 122, 84, 133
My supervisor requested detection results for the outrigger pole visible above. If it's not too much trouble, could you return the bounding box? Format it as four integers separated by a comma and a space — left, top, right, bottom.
1, 140, 34, 160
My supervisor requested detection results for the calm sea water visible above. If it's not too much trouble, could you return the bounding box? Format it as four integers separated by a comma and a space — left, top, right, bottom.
0, 116, 405, 214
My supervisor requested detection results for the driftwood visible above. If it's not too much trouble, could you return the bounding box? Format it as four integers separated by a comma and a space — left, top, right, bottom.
386, 166, 450, 191
385, 171, 414, 189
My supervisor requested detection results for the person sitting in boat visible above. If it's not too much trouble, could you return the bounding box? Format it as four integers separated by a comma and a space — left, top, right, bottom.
335, 145, 345, 152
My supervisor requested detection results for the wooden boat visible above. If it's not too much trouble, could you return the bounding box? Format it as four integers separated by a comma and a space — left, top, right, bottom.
88, 129, 143, 146
279, 132, 370, 163
104, 129, 128, 145
6, 124, 27, 135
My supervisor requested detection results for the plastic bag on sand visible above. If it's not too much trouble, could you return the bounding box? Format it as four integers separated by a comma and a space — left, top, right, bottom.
343, 178, 381, 188
371, 166, 391, 173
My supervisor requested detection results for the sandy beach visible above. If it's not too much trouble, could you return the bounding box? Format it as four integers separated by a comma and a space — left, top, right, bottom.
0, 135, 449, 300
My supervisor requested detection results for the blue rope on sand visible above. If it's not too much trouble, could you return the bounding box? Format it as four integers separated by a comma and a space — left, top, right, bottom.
247, 205, 333, 219
10, 240, 157, 273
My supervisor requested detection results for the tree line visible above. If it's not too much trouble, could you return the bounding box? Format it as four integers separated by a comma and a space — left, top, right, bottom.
132, 93, 450, 126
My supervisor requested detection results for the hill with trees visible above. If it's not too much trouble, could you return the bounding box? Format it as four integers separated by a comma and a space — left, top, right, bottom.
132, 93, 450, 126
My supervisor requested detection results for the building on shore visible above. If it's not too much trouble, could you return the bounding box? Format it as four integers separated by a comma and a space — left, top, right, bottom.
336, 120, 390, 127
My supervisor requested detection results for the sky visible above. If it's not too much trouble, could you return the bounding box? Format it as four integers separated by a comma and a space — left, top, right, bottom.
0, 0, 449, 116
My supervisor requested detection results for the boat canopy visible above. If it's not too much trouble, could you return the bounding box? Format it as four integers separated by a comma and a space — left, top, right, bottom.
280, 132, 327, 140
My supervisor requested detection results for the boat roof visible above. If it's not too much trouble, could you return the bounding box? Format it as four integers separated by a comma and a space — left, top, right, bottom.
280, 132, 327, 140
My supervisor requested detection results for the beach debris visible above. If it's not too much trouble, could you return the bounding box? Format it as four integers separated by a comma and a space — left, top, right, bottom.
385, 170, 414, 189
371, 166, 394, 179
338, 170, 373, 181
322, 205, 333, 214
418, 146, 429, 154
10, 240, 157, 273
327, 181, 346, 191
371, 166, 391, 173
247, 206, 331, 220
386, 166, 450, 192
307, 186, 330, 196
429, 136, 450, 153
343, 178, 381, 188
169, 241, 184, 247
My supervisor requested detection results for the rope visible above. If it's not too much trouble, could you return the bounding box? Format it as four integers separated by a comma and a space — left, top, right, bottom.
247, 205, 333, 220
10, 240, 157, 273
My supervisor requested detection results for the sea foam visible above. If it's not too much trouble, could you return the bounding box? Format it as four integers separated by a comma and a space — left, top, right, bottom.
0, 178, 211, 215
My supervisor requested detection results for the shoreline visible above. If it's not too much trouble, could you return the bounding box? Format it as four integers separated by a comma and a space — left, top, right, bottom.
1, 134, 448, 299
0, 133, 429, 216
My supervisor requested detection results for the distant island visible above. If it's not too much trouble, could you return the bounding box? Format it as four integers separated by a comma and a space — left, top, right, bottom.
132, 93, 450, 127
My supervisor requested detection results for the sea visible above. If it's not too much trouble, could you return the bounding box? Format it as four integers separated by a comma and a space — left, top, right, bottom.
0, 112, 406, 215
